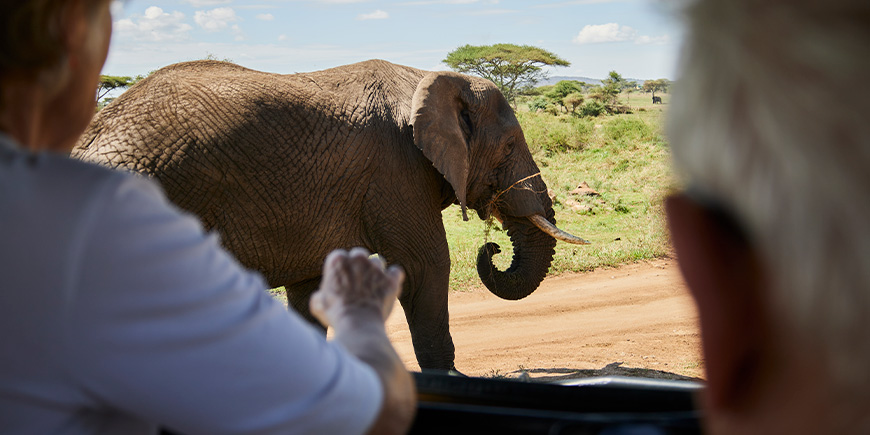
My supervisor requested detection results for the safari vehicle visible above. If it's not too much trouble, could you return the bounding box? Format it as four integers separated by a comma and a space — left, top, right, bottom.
409, 371, 702, 434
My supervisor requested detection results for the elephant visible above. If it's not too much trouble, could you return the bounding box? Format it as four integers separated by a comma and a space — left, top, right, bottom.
652, 95, 663, 104
73, 59, 589, 371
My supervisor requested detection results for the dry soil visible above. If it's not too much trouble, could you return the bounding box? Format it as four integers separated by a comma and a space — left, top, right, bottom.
386, 257, 705, 382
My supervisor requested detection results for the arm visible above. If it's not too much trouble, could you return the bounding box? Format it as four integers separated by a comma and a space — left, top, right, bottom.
67, 174, 388, 434
310, 249, 417, 435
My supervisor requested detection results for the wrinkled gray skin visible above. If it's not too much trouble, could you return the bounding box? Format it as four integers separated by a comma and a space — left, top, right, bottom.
74, 59, 577, 371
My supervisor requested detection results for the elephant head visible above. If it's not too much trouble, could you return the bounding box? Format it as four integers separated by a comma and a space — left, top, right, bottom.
410, 71, 589, 301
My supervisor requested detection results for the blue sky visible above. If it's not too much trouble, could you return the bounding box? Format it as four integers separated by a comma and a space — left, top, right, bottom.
106, 0, 685, 82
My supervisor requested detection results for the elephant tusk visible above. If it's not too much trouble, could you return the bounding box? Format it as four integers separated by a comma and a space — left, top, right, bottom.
528, 214, 591, 245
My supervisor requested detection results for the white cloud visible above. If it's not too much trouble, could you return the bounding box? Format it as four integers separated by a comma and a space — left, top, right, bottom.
357, 10, 389, 20
114, 6, 193, 42
278, 34, 288, 42
183, 0, 232, 6
571, 23, 669, 46
634, 34, 670, 45
573, 23, 637, 44
256, 13, 275, 21
195, 7, 240, 32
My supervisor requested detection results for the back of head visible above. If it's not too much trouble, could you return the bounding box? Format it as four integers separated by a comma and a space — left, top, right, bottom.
0, 0, 108, 93
668, 0, 870, 416
0, 0, 71, 79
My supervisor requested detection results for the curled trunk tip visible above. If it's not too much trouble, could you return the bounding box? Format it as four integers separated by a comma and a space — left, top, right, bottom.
476, 215, 556, 301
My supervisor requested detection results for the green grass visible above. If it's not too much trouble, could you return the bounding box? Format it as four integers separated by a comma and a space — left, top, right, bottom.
444, 96, 675, 291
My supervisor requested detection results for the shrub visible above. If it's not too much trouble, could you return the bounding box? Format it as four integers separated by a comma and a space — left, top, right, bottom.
577, 100, 607, 118
563, 92, 584, 114
529, 97, 550, 112
603, 118, 654, 142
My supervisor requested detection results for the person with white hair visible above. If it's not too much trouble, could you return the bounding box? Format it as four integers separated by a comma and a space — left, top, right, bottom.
665, 0, 870, 433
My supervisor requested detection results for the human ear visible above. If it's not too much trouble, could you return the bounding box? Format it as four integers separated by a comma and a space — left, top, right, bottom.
665, 193, 768, 412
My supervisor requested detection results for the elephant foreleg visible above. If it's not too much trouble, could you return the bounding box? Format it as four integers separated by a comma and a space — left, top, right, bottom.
398, 264, 456, 372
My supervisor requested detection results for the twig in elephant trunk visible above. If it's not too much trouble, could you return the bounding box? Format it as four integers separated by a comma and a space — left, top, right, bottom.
487, 172, 590, 245
487, 172, 543, 210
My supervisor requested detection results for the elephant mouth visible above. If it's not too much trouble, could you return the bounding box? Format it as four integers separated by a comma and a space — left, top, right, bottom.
475, 199, 496, 222
484, 205, 590, 245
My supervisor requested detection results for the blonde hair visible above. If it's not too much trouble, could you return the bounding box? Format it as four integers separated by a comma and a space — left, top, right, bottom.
669, 0, 870, 403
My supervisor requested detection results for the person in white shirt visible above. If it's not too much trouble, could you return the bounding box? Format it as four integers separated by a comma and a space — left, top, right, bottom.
666, 0, 870, 433
0, 1, 415, 433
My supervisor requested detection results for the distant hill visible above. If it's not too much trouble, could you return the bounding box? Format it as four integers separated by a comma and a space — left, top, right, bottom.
537, 76, 649, 87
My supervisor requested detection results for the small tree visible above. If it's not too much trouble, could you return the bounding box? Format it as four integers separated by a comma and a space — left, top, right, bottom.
642, 78, 670, 98
443, 44, 570, 104
97, 75, 134, 101
563, 92, 584, 114
588, 86, 609, 103
544, 80, 585, 113
600, 71, 627, 106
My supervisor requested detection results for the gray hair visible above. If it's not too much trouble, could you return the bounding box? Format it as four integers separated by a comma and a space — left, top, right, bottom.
668, 0, 870, 401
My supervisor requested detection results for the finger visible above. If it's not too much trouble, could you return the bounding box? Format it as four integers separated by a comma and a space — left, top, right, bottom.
385, 265, 405, 298
322, 249, 348, 274
309, 292, 333, 327
387, 265, 405, 286
309, 291, 326, 316
368, 254, 386, 271
348, 246, 371, 259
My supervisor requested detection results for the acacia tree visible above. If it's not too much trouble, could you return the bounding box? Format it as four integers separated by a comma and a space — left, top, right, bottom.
545, 80, 585, 113
97, 75, 134, 101
642, 78, 670, 98
443, 44, 570, 104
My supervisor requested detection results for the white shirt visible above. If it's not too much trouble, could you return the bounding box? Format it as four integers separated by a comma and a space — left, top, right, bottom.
0, 134, 382, 434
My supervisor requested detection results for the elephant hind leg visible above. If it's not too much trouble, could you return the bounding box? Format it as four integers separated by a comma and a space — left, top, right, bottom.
285, 277, 326, 334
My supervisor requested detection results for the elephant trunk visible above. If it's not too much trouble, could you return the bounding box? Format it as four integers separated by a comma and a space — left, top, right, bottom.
476, 214, 558, 301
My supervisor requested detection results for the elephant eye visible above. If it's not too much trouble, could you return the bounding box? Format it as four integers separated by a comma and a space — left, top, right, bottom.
504, 137, 516, 153
459, 109, 474, 138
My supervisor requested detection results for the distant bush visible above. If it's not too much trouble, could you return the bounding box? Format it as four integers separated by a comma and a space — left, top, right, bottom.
529, 97, 550, 112
577, 100, 607, 117
563, 92, 584, 114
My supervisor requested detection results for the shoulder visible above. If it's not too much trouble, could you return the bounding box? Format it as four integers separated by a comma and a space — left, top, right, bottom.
10, 150, 145, 197
1, 149, 159, 221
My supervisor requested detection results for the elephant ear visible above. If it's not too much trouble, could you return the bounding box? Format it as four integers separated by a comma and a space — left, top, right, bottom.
410, 71, 476, 221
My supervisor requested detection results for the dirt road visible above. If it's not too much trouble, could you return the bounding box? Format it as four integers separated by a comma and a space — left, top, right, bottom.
386, 257, 705, 381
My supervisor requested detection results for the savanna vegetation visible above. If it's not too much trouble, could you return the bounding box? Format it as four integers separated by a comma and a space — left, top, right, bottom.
440, 44, 674, 291
103, 47, 674, 294
444, 92, 674, 291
